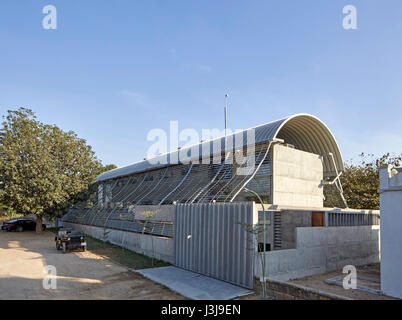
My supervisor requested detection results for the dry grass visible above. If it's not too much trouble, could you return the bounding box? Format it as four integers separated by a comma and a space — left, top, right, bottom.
48, 227, 170, 270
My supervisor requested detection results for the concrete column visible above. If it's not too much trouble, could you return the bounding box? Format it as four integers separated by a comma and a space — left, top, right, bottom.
378, 165, 402, 299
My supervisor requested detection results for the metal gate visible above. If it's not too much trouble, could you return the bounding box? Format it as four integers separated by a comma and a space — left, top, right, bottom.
174, 202, 257, 289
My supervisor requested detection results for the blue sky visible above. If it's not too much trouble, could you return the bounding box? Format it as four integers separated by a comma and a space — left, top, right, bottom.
0, 0, 401, 167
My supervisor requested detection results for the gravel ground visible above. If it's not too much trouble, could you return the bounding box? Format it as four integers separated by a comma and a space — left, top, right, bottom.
0, 230, 184, 300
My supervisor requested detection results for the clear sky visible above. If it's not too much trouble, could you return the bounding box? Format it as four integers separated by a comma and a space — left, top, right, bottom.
0, 1, 401, 167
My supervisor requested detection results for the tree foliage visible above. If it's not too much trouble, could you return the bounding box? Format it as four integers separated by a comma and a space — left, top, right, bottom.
324, 153, 402, 210
0, 108, 104, 230
101, 164, 117, 173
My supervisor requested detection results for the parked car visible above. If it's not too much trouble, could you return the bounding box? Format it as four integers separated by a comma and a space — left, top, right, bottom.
55, 228, 86, 253
1, 219, 46, 232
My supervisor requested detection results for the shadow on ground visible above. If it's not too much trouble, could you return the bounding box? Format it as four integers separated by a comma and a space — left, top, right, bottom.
0, 230, 183, 300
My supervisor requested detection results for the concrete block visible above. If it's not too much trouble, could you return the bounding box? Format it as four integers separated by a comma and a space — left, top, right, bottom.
302, 249, 315, 269
343, 243, 361, 262
296, 228, 313, 248
308, 265, 326, 275
302, 213, 312, 225
266, 258, 279, 276
272, 145, 323, 207
327, 245, 340, 262
361, 228, 372, 241
369, 240, 380, 255
278, 254, 290, 273
334, 229, 347, 245
371, 229, 380, 242
287, 270, 308, 281
311, 228, 327, 246
326, 228, 337, 245
349, 227, 362, 242
294, 250, 307, 271
326, 261, 338, 272
295, 229, 304, 248
340, 228, 352, 242
312, 247, 327, 268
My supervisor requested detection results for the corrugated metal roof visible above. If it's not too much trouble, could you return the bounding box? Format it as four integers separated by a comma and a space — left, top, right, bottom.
97, 113, 343, 182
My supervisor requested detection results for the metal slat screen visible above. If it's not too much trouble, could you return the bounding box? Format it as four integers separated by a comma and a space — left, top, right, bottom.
63, 143, 272, 237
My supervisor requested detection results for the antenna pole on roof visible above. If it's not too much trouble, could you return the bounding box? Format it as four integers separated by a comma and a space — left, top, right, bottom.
221, 93, 230, 168
224, 93, 229, 141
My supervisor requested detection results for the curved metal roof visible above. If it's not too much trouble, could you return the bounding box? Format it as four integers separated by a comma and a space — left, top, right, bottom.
97, 113, 343, 182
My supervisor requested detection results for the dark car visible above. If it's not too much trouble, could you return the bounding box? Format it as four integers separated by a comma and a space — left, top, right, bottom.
55, 228, 86, 253
1, 219, 46, 232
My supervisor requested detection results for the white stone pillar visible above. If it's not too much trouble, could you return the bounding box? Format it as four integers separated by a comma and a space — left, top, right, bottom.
378, 164, 402, 299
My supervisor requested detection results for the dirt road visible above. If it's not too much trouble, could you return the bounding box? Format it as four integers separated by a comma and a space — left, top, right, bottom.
0, 230, 183, 299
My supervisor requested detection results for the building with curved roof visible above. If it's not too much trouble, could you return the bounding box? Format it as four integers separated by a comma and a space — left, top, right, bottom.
62, 113, 382, 288
97, 113, 343, 183
63, 113, 346, 230
84, 113, 344, 211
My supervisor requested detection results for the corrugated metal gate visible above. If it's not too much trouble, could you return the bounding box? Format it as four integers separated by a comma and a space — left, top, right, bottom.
174, 202, 257, 289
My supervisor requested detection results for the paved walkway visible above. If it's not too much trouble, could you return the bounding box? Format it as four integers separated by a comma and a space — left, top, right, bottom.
136, 266, 253, 300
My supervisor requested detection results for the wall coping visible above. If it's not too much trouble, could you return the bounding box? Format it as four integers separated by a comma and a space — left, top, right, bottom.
256, 204, 379, 214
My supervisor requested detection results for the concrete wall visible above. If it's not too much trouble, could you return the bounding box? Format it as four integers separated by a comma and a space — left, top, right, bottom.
62, 222, 174, 263
255, 226, 380, 282
278, 210, 313, 250
254, 205, 379, 251
255, 210, 312, 250
379, 165, 402, 299
272, 144, 323, 208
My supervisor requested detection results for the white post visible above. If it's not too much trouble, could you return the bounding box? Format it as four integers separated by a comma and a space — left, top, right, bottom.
378, 165, 402, 299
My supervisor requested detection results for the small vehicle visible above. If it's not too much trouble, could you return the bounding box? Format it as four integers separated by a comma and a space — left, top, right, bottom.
55, 228, 86, 253
1, 219, 46, 232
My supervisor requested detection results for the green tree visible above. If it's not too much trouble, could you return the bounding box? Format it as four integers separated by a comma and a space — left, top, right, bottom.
0, 108, 103, 232
324, 153, 402, 210
0, 203, 19, 218
71, 164, 117, 210
100, 164, 117, 173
